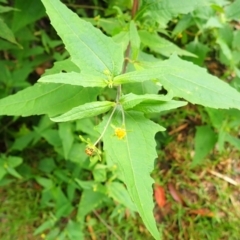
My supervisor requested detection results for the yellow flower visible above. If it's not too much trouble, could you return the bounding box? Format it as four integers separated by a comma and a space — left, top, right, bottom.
114, 127, 126, 140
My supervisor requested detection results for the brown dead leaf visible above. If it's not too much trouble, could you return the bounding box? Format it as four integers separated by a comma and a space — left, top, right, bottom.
168, 182, 185, 205
189, 208, 214, 217
154, 184, 166, 208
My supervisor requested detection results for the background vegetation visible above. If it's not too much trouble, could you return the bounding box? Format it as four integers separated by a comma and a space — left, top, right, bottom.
0, 0, 240, 239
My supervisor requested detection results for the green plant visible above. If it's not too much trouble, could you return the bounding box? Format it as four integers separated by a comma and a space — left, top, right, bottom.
0, 0, 240, 239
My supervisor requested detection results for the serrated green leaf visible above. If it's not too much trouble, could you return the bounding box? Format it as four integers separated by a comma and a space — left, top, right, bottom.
204, 16, 223, 29
77, 189, 106, 221
225, 0, 240, 20
46, 228, 60, 239
0, 83, 99, 117
133, 100, 187, 113
75, 179, 95, 190
143, 0, 205, 13
34, 219, 56, 235
217, 38, 232, 62
41, 0, 124, 75
0, 167, 6, 181
141, 0, 206, 26
66, 221, 84, 240
43, 59, 80, 76
0, 6, 18, 13
6, 167, 22, 179
172, 14, 193, 36
76, 118, 99, 138
129, 20, 140, 60
107, 181, 137, 212
225, 133, 240, 151
99, 111, 163, 239
12, 0, 46, 32
0, 18, 21, 47
39, 72, 108, 88
139, 30, 196, 57
93, 164, 107, 182
192, 126, 217, 167
185, 41, 209, 66
56, 201, 73, 218
7, 156, 23, 167
114, 71, 160, 85
41, 129, 61, 148
35, 177, 54, 189
115, 55, 240, 109
58, 122, 74, 160
86, 17, 124, 36
120, 93, 172, 110
123, 80, 162, 95
10, 132, 35, 151
38, 158, 56, 173
51, 101, 115, 122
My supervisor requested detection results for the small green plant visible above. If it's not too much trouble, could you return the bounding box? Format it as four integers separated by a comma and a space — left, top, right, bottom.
0, 0, 240, 239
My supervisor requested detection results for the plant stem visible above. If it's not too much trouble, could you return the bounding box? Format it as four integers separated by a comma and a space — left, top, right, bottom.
131, 0, 139, 18
93, 105, 117, 146
116, 0, 139, 103
99, 0, 139, 143
93, 210, 122, 240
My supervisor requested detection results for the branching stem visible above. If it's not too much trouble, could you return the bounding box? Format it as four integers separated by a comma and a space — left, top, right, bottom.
96, 0, 139, 145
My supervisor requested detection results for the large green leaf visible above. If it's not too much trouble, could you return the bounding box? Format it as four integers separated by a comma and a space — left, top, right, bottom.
129, 20, 140, 60
114, 55, 240, 109
132, 100, 187, 113
139, 30, 196, 57
192, 126, 217, 167
141, 0, 206, 25
225, 133, 240, 151
99, 111, 164, 239
43, 59, 80, 76
0, 18, 20, 47
12, 0, 46, 32
120, 93, 173, 110
39, 72, 108, 88
114, 71, 159, 85
0, 83, 99, 117
51, 101, 115, 122
0, 6, 18, 13
143, 0, 205, 13
58, 122, 74, 160
107, 181, 137, 212
41, 0, 124, 75
225, 0, 240, 20
77, 189, 106, 222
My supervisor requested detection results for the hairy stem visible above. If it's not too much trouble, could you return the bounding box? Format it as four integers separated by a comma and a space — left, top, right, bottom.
116, 0, 139, 103
131, 0, 139, 18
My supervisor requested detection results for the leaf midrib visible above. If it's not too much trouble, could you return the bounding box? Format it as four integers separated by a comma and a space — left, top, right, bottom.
124, 113, 152, 223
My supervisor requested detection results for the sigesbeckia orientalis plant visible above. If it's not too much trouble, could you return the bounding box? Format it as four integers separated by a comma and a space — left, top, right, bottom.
0, 0, 240, 239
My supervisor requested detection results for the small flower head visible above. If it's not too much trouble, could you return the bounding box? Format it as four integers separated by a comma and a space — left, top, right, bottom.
84, 145, 102, 161
114, 127, 126, 140
85, 146, 95, 156
41, 234, 46, 239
